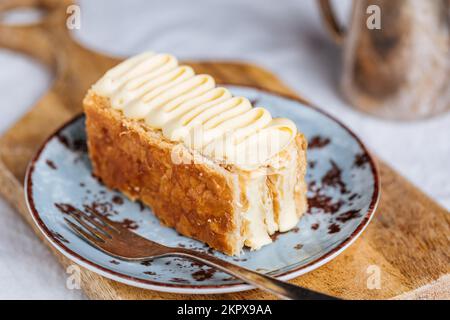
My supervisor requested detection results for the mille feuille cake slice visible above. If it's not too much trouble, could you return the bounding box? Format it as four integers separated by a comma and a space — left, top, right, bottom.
83, 52, 307, 255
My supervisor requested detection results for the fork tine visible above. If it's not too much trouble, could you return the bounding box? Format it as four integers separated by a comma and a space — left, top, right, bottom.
74, 210, 113, 238
64, 217, 105, 244
70, 213, 111, 240
83, 206, 119, 232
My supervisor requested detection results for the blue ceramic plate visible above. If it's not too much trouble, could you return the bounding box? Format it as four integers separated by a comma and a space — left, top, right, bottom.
25, 86, 379, 294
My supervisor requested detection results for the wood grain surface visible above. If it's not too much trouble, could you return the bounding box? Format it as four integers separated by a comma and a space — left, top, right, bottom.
0, 0, 448, 299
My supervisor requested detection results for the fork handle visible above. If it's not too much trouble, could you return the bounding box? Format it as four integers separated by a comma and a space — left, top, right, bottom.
166, 249, 339, 300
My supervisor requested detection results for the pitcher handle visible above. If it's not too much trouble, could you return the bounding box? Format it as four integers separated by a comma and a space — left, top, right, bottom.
317, 0, 346, 44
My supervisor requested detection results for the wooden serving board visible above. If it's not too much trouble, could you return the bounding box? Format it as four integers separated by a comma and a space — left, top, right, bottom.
0, 0, 449, 300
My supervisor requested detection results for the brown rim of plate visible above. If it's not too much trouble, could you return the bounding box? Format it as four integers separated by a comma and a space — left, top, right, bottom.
25, 85, 380, 291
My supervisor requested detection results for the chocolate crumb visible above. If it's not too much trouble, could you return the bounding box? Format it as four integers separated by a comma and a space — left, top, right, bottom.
308, 180, 318, 192
270, 232, 281, 241
55, 203, 79, 215
348, 193, 358, 201
309, 136, 331, 149
171, 278, 189, 284
119, 218, 138, 230
328, 223, 341, 234
46, 159, 57, 170
112, 195, 124, 205
322, 160, 348, 194
192, 268, 216, 281
83, 201, 117, 217
336, 209, 361, 223
353, 153, 370, 168
308, 193, 344, 214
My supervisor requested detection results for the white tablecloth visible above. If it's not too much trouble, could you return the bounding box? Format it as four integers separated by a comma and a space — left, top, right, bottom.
0, 0, 448, 299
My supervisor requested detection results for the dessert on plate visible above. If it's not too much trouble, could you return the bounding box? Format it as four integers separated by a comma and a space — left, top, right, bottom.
83, 52, 307, 255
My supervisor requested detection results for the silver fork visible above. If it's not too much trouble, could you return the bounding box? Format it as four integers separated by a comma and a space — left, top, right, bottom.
64, 207, 339, 300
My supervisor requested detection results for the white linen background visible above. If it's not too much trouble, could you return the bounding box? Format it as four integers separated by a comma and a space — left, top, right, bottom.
0, 0, 448, 299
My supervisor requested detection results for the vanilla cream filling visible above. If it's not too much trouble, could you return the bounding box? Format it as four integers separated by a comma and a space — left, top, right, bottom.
242, 176, 273, 249
240, 145, 298, 250
272, 150, 299, 232
92, 52, 297, 170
